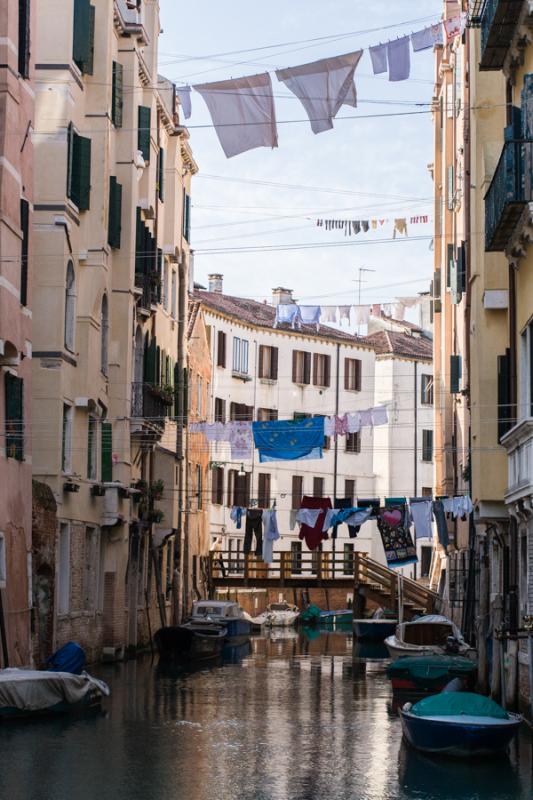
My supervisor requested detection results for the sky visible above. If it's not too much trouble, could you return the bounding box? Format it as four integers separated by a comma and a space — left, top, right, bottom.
158, 0, 443, 308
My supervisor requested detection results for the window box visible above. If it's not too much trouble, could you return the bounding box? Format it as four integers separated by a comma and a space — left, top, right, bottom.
90, 484, 106, 497
63, 480, 80, 493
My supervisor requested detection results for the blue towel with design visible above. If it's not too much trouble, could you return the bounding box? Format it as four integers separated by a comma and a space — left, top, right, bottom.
252, 417, 324, 462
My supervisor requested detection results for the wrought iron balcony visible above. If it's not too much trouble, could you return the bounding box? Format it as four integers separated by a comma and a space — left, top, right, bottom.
131, 382, 171, 430
480, 0, 524, 70
485, 139, 533, 251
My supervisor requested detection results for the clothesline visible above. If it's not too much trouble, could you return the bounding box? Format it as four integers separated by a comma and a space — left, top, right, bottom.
273, 296, 422, 330
316, 215, 431, 238
175, 15, 466, 158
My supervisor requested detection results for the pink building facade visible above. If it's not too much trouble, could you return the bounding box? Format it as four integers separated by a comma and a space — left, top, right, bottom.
0, 0, 33, 667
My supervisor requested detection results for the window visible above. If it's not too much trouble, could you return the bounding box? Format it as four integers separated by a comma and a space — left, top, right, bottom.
498, 350, 512, 439
520, 321, 533, 419
343, 543, 354, 575
228, 470, 250, 508
292, 350, 311, 385
232, 337, 249, 374
344, 358, 362, 391
20, 199, 29, 306
108, 177, 122, 248
83, 527, 99, 611
111, 61, 123, 127
67, 123, 91, 211
72, 0, 95, 75
345, 479, 355, 504
196, 465, 203, 510
171, 270, 177, 319
291, 541, 302, 575
138, 106, 151, 162
258, 345, 278, 380
163, 261, 169, 310
422, 430, 433, 462
217, 331, 226, 368
257, 408, 278, 422
230, 403, 253, 422
313, 477, 324, 498
214, 397, 226, 423
258, 473, 271, 508
421, 374, 434, 405
229, 539, 243, 575
292, 476, 303, 510
211, 466, 224, 505
58, 524, 70, 615
100, 294, 109, 377
5, 374, 24, 461
18, 0, 31, 78
0, 533, 5, 587
420, 546, 432, 578
422, 486, 432, 497
313, 353, 331, 387
346, 432, 361, 454
157, 147, 165, 202
183, 191, 191, 242
450, 354, 462, 394
87, 416, 97, 480
64, 261, 76, 351
62, 404, 73, 473
101, 422, 112, 482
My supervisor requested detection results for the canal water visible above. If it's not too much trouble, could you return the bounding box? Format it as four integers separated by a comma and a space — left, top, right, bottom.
0, 631, 532, 800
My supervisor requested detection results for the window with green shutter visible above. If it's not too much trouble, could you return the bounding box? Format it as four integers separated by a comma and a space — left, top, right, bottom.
138, 106, 151, 162
422, 430, 433, 462
67, 124, 91, 211
112, 61, 123, 127
183, 191, 191, 242
157, 147, 165, 201
108, 176, 122, 249
5, 373, 24, 460
101, 422, 112, 482
144, 337, 157, 385
20, 199, 29, 306
72, 0, 95, 75
450, 354, 462, 394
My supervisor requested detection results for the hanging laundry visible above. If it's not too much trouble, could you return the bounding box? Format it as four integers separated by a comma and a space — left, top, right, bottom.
354, 305, 371, 326
324, 505, 372, 538
252, 417, 325, 463
387, 37, 411, 82
177, 85, 192, 119
289, 509, 298, 531
444, 14, 463, 42
244, 509, 263, 555
410, 24, 443, 52
409, 498, 433, 540
193, 73, 278, 159
449, 495, 474, 519
347, 412, 361, 434
298, 496, 332, 550
352, 221, 361, 235
361, 220, 370, 233
369, 43, 388, 74
359, 409, 372, 428
324, 416, 336, 437
296, 508, 321, 527
320, 306, 338, 324
432, 500, 449, 549
275, 51, 363, 134
371, 406, 388, 427
382, 303, 393, 317
377, 503, 418, 568
393, 218, 408, 238
205, 422, 226, 442
334, 414, 349, 436
228, 421, 253, 460
339, 306, 351, 326
299, 305, 321, 330
274, 303, 300, 329
392, 301, 406, 320
230, 506, 245, 530
262, 509, 280, 563
189, 422, 205, 434
371, 220, 378, 230
400, 296, 421, 308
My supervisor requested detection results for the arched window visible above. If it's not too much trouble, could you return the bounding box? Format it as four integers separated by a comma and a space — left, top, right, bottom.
64, 261, 76, 351
100, 294, 109, 376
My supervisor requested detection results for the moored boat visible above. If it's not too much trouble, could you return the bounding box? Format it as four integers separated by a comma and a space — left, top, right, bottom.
400, 692, 522, 757
0, 669, 110, 720
154, 624, 226, 662
254, 602, 299, 627
387, 655, 477, 694
353, 618, 398, 642
318, 609, 352, 628
385, 615, 474, 661
189, 600, 252, 642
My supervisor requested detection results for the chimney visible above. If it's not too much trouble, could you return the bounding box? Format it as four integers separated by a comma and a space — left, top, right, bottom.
208, 273, 223, 294
271, 287, 294, 306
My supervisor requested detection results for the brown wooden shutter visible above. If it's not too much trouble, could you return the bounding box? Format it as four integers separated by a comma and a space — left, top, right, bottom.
217, 331, 226, 368
324, 355, 331, 387
258, 345, 265, 378
312, 353, 319, 386
344, 359, 349, 391
355, 359, 362, 391
227, 470, 234, 506
304, 353, 311, 385
292, 351, 298, 383
271, 347, 278, 380
291, 476, 303, 510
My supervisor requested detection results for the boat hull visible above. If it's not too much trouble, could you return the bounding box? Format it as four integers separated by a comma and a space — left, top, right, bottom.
353, 619, 398, 642
388, 656, 477, 694
155, 625, 225, 662
400, 710, 521, 757
0, 691, 102, 720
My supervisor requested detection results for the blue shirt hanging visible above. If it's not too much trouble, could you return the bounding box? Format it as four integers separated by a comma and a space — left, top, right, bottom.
252, 417, 325, 463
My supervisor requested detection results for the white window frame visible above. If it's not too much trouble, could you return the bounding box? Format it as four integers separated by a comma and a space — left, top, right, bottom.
232, 337, 241, 372
62, 403, 74, 474
87, 415, 98, 480
64, 261, 76, 352
0, 533, 6, 588
58, 523, 71, 615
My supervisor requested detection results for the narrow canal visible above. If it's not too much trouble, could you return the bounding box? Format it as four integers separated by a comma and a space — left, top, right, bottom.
0, 632, 532, 800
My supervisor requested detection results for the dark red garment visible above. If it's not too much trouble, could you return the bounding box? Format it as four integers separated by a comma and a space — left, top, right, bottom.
298, 496, 332, 551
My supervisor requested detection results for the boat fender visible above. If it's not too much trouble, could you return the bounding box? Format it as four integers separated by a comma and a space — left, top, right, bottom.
402, 702, 412, 712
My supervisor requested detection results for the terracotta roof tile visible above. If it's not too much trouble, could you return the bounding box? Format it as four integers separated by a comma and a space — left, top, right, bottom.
364, 330, 433, 360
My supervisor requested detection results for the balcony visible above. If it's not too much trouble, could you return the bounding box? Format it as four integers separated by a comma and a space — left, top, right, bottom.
131, 382, 172, 433
501, 418, 533, 503
134, 272, 160, 312
480, 0, 524, 70
485, 139, 533, 251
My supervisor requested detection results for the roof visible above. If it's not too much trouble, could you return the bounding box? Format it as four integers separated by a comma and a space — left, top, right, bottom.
187, 297, 201, 339
380, 312, 423, 332
194, 290, 372, 348
364, 330, 433, 361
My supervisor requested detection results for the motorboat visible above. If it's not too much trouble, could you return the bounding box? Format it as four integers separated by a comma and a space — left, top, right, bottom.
385, 615, 474, 661
387, 655, 477, 694
400, 692, 522, 757
0, 668, 110, 720
189, 600, 252, 642
253, 602, 300, 627
353, 609, 398, 642
154, 624, 226, 662
317, 609, 352, 628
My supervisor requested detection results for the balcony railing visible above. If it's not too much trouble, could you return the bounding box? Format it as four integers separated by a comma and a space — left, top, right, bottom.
131, 382, 171, 430
135, 273, 160, 311
480, 0, 524, 70
485, 139, 533, 251
501, 418, 533, 502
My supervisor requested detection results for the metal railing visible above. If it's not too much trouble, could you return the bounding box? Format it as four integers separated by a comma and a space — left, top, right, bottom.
131, 382, 169, 427
485, 139, 533, 250
480, 0, 523, 68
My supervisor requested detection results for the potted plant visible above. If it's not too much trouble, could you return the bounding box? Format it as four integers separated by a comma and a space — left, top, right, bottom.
149, 508, 165, 524
150, 479, 165, 501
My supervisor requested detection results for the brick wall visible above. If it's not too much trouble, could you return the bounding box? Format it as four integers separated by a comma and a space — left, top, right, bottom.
31, 481, 57, 666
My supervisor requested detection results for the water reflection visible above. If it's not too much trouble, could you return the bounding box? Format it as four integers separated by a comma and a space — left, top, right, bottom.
0, 631, 531, 800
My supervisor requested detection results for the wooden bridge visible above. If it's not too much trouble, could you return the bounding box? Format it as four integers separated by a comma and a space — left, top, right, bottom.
204, 550, 440, 620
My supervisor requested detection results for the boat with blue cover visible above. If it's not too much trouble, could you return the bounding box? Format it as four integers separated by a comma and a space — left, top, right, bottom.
189, 600, 252, 643
400, 692, 522, 757
388, 655, 477, 694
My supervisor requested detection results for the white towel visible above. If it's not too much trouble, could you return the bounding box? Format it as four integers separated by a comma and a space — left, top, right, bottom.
299, 305, 321, 329
177, 86, 192, 119
371, 406, 388, 427
320, 305, 338, 323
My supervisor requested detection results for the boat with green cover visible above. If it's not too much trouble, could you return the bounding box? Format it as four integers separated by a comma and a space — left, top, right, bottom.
387, 655, 477, 694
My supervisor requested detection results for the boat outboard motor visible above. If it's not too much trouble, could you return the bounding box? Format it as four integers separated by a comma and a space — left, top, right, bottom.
445, 636, 460, 654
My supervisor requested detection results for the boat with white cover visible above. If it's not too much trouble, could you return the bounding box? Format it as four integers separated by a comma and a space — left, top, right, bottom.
385, 615, 474, 661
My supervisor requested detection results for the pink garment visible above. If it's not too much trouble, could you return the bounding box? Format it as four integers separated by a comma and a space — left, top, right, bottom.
334, 414, 349, 436
228, 422, 253, 459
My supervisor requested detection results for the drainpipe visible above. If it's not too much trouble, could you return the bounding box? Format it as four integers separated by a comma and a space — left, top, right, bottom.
413, 360, 418, 581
